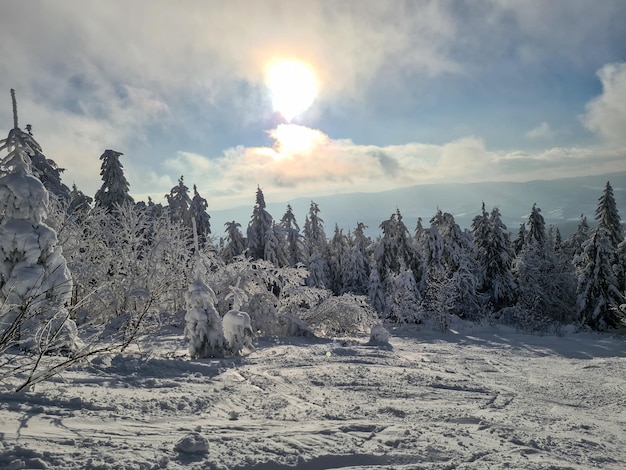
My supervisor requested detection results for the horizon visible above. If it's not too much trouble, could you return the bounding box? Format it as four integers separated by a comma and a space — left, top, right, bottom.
1, 1, 626, 211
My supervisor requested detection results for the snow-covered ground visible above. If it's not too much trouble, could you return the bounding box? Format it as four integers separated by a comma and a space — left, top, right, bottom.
1, 322, 625, 469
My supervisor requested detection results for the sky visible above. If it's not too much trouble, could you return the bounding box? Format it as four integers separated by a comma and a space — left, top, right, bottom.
1, 0, 625, 211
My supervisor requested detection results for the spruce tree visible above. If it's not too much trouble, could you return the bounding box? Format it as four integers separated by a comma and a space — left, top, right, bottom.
279, 204, 306, 267
94, 149, 134, 212
223, 221, 246, 261
473, 205, 516, 310
595, 181, 623, 248
303, 201, 329, 288
514, 204, 576, 330
189, 184, 211, 243
247, 187, 274, 261
165, 175, 191, 226
0, 90, 79, 352
576, 227, 625, 330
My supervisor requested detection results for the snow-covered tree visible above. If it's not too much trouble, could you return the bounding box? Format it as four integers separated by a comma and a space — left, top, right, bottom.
0, 91, 79, 352
564, 215, 590, 259
279, 204, 306, 267
388, 268, 423, 324
247, 187, 274, 261
67, 183, 93, 217
595, 181, 623, 248
94, 149, 134, 212
473, 205, 517, 310
185, 274, 226, 358
303, 201, 329, 288
263, 222, 288, 267
374, 210, 421, 283
222, 221, 246, 262
328, 224, 349, 294
166, 175, 192, 226
576, 227, 625, 330
367, 264, 386, 315
189, 184, 211, 244
513, 223, 527, 255
513, 205, 576, 330
525, 203, 546, 246
341, 224, 371, 295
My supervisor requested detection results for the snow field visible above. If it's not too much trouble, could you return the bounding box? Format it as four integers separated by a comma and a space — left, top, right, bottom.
0, 323, 625, 469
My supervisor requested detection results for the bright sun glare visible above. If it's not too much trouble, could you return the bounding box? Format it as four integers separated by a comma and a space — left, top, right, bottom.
269, 124, 327, 156
267, 60, 317, 121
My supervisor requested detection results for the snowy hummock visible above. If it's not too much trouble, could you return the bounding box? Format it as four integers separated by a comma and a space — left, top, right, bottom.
0, 322, 625, 469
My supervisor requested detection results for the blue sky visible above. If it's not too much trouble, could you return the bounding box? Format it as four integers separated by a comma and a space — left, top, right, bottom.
1, 0, 625, 210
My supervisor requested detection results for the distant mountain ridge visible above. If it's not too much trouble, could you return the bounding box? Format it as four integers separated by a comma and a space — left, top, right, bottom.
210, 172, 626, 239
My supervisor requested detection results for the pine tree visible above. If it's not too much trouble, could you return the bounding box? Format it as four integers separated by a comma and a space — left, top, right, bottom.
576, 227, 625, 330
263, 223, 288, 267
0, 90, 79, 352
67, 183, 93, 217
94, 149, 134, 212
166, 175, 191, 226
247, 187, 274, 261
565, 215, 590, 259
341, 223, 371, 296
328, 224, 349, 294
223, 221, 246, 261
473, 205, 517, 310
279, 204, 306, 267
303, 201, 329, 289
514, 205, 576, 330
595, 181, 624, 248
189, 184, 211, 244
24, 129, 72, 206
513, 223, 527, 255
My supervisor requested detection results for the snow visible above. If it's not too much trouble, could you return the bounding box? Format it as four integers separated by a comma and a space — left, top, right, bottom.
1, 322, 626, 469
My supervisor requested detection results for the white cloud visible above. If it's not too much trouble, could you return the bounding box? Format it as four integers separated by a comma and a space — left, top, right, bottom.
154, 125, 626, 210
525, 122, 553, 140
582, 62, 626, 144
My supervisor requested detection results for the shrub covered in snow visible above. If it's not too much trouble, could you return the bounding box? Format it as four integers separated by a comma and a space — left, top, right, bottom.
184, 279, 226, 359
222, 309, 254, 355
300, 293, 378, 336
369, 324, 390, 344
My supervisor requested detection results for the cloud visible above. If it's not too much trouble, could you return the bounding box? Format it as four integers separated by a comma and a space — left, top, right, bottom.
525, 122, 554, 140
582, 62, 626, 144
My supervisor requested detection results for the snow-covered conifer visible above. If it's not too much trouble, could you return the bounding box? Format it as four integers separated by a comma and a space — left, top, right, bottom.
565, 215, 590, 259
303, 201, 329, 288
247, 187, 274, 261
189, 184, 211, 243
388, 267, 423, 324
367, 265, 387, 316
514, 207, 576, 331
279, 204, 306, 267
473, 205, 517, 310
166, 176, 192, 226
0, 91, 79, 352
223, 221, 246, 262
513, 223, 527, 255
576, 227, 625, 330
264, 223, 288, 267
595, 181, 623, 248
94, 149, 134, 212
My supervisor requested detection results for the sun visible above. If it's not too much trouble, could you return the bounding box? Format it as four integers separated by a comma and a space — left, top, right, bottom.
266, 60, 317, 122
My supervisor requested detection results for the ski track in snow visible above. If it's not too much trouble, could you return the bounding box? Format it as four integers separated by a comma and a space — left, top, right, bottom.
0, 324, 625, 469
